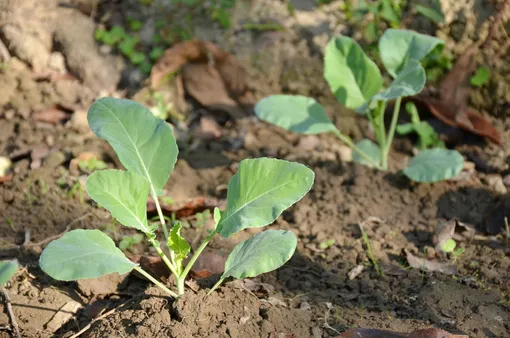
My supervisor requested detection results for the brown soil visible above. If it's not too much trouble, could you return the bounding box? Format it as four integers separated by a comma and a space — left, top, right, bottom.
1, 1, 509, 338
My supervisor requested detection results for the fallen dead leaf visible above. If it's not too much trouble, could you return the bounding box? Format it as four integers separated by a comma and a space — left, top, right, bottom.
150, 40, 252, 118
433, 219, 476, 253
147, 196, 224, 218
405, 249, 457, 275
337, 327, 468, 338
33, 105, 70, 124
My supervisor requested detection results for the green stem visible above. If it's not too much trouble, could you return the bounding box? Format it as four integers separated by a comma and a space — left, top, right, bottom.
207, 277, 225, 296
381, 97, 402, 170
176, 230, 217, 295
375, 101, 387, 160
332, 130, 384, 171
147, 237, 179, 277
150, 189, 169, 241
133, 266, 178, 298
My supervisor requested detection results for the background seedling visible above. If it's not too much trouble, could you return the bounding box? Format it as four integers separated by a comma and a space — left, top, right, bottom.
39, 97, 315, 298
255, 29, 464, 183
397, 102, 444, 149
470, 66, 491, 87
359, 224, 383, 276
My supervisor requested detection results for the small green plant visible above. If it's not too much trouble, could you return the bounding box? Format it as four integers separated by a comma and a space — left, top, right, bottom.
39, 98, 314, 297
440, 239, 465, 261
470, 66, 490, 87
350, 0, 404, 42
319, 239, 335, 250
78, 157, 108, 173
119, 233, 144, 251
255, 29, 464, 183
359, 224, 382, 276
397, 102, 444, 149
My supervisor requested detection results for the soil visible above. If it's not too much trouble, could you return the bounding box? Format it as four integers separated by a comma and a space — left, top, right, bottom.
1, 0, 510, 338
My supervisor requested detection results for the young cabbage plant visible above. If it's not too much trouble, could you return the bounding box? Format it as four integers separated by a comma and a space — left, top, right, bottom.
39, 97, 314, 297
255, 29, 464, 183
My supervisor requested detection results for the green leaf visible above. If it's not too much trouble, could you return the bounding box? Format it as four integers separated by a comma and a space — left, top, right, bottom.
364, 21, 379, 43
86, 170, 151, 233
88, 97, 178, 196
217, 158, 314, 238
415, 4, 444, 24
130, 52, 146, 65
373, 59, 426, 101
40, 229, 137, 281
255, 95, 337, 135
380, 0, 400, 24
221, 230, 297, 279
352, 139, 381, 167
0, 260, 18, 285
167, 221, 190, 262
403, 149, 464, 183
470, 66, 490, 87
441, 239, 456, 253
396, 123, 415, 135
213, 207, 221, 227
324, 35, 383, 109
150, 47, 165, 61
379, 29, 444, 78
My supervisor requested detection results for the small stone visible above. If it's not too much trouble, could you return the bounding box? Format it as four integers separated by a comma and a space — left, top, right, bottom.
47, 52, 67, 74
297, 135, 320, 151
483, 174, 507, 194
44, 151, 66, 168
69, 110, 89, 133
3, 190, 14, 203
426, 246, 436, 259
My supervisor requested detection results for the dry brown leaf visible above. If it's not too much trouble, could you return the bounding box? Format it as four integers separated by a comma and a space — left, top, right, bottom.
337, 328, 468, 338
405, 250, 457, 275
150, 40, 250, 118
33, 105, 69, 124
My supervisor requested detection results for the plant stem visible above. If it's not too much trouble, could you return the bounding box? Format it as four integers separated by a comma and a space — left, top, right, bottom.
207, 277, 225, 296
147, 237, 178, 277
176, 230, 217, 295
151, 190, 169, 240
375, 101, 387, 167
381, 97, 402, 170
332, 130, 384, 170
133, 266, 178, 298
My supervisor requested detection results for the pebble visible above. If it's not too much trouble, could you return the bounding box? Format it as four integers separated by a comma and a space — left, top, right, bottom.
44, 151, 66, 168
3, 190, 14, 203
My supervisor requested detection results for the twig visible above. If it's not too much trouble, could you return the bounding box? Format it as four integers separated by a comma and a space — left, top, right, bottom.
69, 298, 133, 338
22, 228, 30, 246
480, 0, 509, 49
1, 287, 21, 338
505, 217, 509, 247
23, 213, 92, 248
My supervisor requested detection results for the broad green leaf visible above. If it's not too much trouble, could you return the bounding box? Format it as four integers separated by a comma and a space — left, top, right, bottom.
324, 35, 383, 109
470, 66, 490, 87
415, 3, 444, 23
213, 207, 221, 228
372, 59, 426, 101
403, 149, 464, 183
352, 139, 381, 167
217, 158, 314, 238
0, 260, 18, 285
254, 95, 337, 134
379, 29, 444, 78
221, 230, 297, 279
86, 170, 151, 233
40, 229, 137, 281
88, 97, 178, 196
167, 221, 190, 262
441, 239, 456, 253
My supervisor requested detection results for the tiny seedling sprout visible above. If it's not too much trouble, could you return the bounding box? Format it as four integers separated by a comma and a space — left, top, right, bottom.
255, 29, 464, 183
39, 97, 315, 297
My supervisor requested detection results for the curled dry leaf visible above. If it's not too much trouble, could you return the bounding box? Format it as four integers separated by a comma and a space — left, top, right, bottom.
405, 249, 457, 275
147, 196, 224, 218
150, 40, 251, 118
434, 219, 476, 253
337, 327, 468, 338
33, 105, 70, 124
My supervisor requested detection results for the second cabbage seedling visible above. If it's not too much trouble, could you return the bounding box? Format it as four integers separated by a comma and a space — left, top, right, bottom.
255, 29, 464, 183
39, 97, 314, 297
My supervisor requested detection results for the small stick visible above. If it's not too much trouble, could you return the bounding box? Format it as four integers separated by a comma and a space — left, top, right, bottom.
1, 287, 21, 338
68, 298, 133, 338
505, 217, 509, 247
22, 228, 30, 246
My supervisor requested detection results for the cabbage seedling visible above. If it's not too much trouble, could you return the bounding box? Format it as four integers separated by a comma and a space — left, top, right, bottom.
255, 29, 464, 183
39, 97, 314, 297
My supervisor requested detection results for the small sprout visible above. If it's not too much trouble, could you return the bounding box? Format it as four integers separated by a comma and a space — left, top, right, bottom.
78, 157, 108, 172
470, 66, 490, 87
319, 239, 335, 250
359, 224, 383, 276
119, 233, 144, 251
397, 102, 444, 149
129, 51, 146, 65
150, 47, 165, 61
441, 238, 456, 253
415, 0, 444, 24
39, 98, 315, 298
452, 247, 465, 259
128, 19, 143, 32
